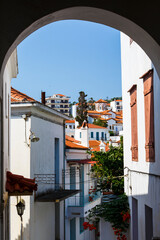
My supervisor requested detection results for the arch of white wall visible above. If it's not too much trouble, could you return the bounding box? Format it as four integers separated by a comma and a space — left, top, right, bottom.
1, 6, 160, 80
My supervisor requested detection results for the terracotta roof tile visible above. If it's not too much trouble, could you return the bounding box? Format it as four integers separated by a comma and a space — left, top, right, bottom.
65, 120, 75, 123
87, 110, 101, 114
87, 123, 107, 129
65, 135, 80, 143
66, 140, 88, 150
6, 171, 37, 195
11, 87, 35, 103
56, 94, 66, 97
95, 99, 108, 103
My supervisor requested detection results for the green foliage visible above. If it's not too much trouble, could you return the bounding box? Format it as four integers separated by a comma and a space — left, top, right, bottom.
88, 97, 95, 110
109, 130, 114, 136
106, 97, 122, 103
93, 118, 107, 128
75, 91, 88, 126
90, 138, 124, 195
86, 137, 130, 239
87, 194, 130, 233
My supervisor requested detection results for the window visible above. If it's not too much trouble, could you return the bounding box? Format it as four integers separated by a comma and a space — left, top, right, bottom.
69, 125, 72, 129
80, 218, 85, 234
105, 133, 107, 141
73, 126, 75, 129
65, 125, 67, 128
140, 69, 155, 162
101, 132, 104, 140
96, 132, 99, 140
91, 132, 94, 138
128, 85, 138, 161
80, 132, 81, 138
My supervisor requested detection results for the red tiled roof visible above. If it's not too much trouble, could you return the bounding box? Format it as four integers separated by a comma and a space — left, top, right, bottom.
115, 99, 122, 102
89, 140, 101, 148
6, 171, 37, 196
56, 94, 66, 97
95, 99, 108, 103
89, 140, 109, 152
65, 120, 75, 123
11, 87, 35, 103
65, 135, 80, 143
65, 135, 88, 150
78, 123, 107, 129
90, 145, 109, 152
87, 123, 107, 129
66, 140, 88, 150
87, 110, 101, 114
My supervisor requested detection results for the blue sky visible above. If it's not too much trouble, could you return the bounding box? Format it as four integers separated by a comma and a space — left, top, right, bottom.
11, 20, 122, 103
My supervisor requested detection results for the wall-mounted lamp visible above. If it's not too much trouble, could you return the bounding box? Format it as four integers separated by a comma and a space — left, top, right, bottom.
25, 130, 40, 147
16, 199, 25, 240
16, 199, 25, 221
29, 131, 40, 143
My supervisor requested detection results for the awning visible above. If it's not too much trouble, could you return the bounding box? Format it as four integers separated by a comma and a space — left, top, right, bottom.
35, 189, 80, 202
67, 159, 96, 165
6, 171, 37, 196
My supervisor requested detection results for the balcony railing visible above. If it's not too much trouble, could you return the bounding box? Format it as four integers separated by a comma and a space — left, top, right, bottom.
67, 191, 101, 207
34, 173, 80, 202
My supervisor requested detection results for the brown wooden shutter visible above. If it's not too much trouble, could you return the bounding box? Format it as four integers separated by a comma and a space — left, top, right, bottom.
140, 69, 154, 162
128, 85, 138, 161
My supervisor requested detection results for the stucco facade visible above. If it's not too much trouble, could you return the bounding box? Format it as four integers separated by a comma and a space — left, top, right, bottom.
121, 33, 160, 239
10, 102, 69, 240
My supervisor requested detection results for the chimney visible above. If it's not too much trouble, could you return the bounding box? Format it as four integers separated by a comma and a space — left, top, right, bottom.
41, 91, 45, 105
80, 120, 89, 147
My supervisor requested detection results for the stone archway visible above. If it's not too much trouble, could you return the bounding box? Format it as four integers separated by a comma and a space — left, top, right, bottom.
1, 2, 160, 239
1, 3, 160, 78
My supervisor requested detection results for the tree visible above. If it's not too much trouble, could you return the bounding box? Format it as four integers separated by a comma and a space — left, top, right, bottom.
90, 136, 124, 195
93, 118, 107, 128
75, 91, 88, 126
84, 137, 130, 240
88, 97, 95, 110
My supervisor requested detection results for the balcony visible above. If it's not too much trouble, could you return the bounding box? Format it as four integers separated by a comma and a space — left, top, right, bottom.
34, 174, 80, 202
67, 192, 101, 218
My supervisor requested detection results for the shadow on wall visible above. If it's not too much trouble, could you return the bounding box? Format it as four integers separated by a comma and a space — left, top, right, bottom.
16, 220, 30, 240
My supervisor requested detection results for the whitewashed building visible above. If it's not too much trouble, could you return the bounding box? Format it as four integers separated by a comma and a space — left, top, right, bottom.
1, 49, 18, 239
65, 135, 101, 240
45, 93, 70, 116
121, 33, 160, 239
110, 99, 123, 112
75, 122, 109, 144
65, 119, 76, 138
10, 88, 79, 240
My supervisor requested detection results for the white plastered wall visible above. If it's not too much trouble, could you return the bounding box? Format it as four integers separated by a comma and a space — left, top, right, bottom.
121, 33, 160, 238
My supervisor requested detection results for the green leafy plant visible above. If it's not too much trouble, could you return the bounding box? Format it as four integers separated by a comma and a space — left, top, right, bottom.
84, 137, 130, 239
86, 194, 130, 240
